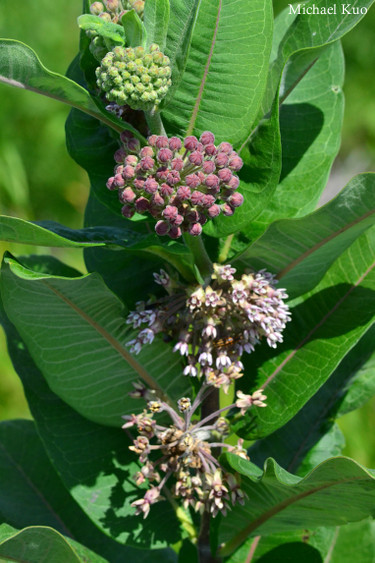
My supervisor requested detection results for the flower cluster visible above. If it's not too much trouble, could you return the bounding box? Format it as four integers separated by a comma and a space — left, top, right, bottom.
90, 0, 144, 23
107, 132, 244, 238
96, 44, 171, 110
126, 264, 291, 391
124, 382, 266, 518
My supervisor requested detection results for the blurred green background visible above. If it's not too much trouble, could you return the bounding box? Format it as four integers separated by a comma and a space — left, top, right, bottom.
0, 1, 374, 466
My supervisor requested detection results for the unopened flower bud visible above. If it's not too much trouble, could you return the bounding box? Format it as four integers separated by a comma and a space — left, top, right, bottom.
155, 135, 169, 148
155, 220, 170, 236
120, 187, 136, 203
202, 160, 216, 174
169, 137, 182, 151
218, 168, 233, 183
189, 151, 204, 166
121, 204, 135, 218
204, 143, 217, 156
200, 131, 215, 145
104, 0, 120, 11
169, 225, 182, 239
189, 223, 202, 236
163, 205, 178, 221
135, 197, 150, 212
184, 136, 199, 151
227, 175, 240, 190
208, 204, 221, 217
228, 192, 244, 208
158, 148, 173, 163
90, 2, 104, 15
177, 397, 191, 412
218, 142, 233, 154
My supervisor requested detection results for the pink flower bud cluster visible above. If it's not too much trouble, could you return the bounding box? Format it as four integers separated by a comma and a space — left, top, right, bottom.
106, 131, 244, 238
126, 264, 291, 392
123, 381, 259, 518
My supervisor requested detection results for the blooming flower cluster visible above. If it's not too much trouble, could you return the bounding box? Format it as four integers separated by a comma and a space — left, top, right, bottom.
126, 263, 291, 392
106, 132, 244, 237
124, 382, 266, 518
96, 44, 171, 110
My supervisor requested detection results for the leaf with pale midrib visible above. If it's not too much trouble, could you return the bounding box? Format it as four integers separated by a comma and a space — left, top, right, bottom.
0, 299, 180, 555
233, 173, 375, 299
0, 253, 189, 427
219, 455, 375, 557
233, 228, 375, 439
162, 0, 273, 146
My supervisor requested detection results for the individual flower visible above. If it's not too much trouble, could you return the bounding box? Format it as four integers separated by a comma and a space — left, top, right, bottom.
235, 389, 267, 415
96, 44, 171, 110
131, 487, 162, 518
106, 132, 244, 238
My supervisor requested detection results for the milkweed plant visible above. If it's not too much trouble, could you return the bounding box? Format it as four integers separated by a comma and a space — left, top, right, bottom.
0, 1, 375, 562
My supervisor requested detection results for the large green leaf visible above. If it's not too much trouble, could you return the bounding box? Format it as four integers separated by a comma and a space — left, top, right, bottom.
328, 519, 375, 563
0, 216, 111, 248
234, 173, 375, 298
121, 10, 147, 48
0, 526, 101, 563
245, 40, 344, 239
233, 227, 375, 439
162, 0, 201, 107
162, 0, 273, 146
0, 39, 137, 136
143, 0, 170, 50
0, 300, 180, 555
77, 14, 125, 44
247, 0, 375, 239
249, 326, 375, 475
0, 253, 189, 426
264, 0, 375, 115
204, 93, 282, 238
0, 419, 176, 561
225, 527, 334, 563
219, 455, 375, 556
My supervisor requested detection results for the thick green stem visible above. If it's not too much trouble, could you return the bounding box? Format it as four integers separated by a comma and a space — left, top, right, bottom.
198, 510, 222, 563
218, 234, 234, 264
144, 110, 166, 136
183, 234, 213, 284
198, 387, 221, 563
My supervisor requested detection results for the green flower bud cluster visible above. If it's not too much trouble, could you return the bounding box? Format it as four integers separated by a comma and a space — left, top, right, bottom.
96, 44, 172, 110
89, 0, 145, 23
